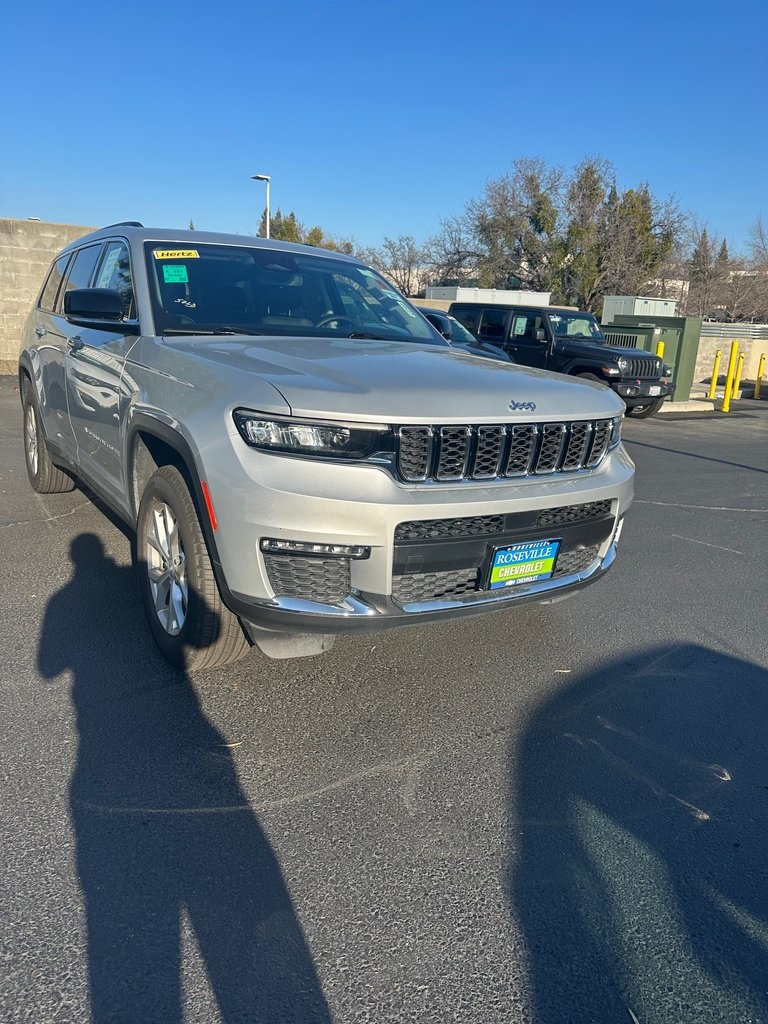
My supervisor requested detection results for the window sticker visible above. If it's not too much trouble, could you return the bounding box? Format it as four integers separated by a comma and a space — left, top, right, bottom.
163, 264, 189, 284
153, 249, 199, 259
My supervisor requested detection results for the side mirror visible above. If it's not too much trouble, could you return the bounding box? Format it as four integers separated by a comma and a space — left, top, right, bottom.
64, 288, 125, 323
535, 328, 546, 342
425, 312, 453, 340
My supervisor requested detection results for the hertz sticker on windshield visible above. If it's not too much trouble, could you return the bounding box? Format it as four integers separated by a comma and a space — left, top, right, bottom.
153, 249, 199, 259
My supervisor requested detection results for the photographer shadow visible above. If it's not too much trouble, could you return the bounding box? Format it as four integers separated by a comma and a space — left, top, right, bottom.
510, 644, 768, 1023
38, 533, 331, 1024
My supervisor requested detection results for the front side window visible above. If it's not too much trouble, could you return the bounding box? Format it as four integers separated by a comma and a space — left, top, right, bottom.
547, 311, 604, 340
94, 241, 135, 319
38, 254, 71, 312
511, 312, 545, 342
61, 244, 104, 307
144, 243, 440, 344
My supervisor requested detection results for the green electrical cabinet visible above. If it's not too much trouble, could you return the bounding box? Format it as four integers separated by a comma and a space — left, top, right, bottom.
602, 315, 702, 403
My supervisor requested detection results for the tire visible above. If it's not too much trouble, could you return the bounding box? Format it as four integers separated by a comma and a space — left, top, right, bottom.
135, 465, 251, 671
21, 379, 76, 493
626, 397, 666, 419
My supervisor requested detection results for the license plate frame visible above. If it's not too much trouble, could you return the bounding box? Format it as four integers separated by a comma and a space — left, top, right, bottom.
486, 538, 562, 590
648, 385, 662, 396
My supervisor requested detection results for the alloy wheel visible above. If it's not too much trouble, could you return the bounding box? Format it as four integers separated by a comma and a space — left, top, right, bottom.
146, 501, 188, 635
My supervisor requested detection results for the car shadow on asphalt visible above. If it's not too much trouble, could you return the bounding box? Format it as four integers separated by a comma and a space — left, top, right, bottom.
624, 437, 768, 475
509, 643, 768, 1023
37, 533, 331, 1024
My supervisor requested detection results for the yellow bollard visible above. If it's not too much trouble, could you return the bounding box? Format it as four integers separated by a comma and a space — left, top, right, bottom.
655, 340, 665, 359
731, 353, 745, 400
755, 352, 766, 400
721, 341, 739, 413
708, 350, 722, 399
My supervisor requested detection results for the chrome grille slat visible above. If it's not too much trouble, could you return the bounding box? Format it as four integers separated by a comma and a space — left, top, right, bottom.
472, 425, 506, 479
396, 418, 616, 482
534, 423, 567, 474
505, 424, 538, 476
436, 426, 471, 480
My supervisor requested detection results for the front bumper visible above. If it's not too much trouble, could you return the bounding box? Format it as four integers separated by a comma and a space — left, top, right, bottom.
614, 380, 675, 407
204, 434, 634, 635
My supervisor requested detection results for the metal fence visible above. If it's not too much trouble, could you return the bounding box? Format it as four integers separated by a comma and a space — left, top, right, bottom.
700, 322, 768, 340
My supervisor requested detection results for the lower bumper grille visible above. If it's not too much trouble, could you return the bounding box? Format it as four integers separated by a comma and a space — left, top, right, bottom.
391, 545, 600, 606
264, 553, 351, 603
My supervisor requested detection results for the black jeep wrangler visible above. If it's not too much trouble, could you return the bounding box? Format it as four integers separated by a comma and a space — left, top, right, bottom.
449, 302, 674, 418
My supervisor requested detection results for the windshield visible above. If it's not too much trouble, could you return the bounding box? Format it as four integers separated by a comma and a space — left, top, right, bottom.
546, 311, 604, 341
144, 243, 438, 343
445, 316, 478, 344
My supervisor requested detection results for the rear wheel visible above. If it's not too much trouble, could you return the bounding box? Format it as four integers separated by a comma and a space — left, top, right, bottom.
626, 398, 665, 419
21, 379, 76, 493
136, 465, 251, 671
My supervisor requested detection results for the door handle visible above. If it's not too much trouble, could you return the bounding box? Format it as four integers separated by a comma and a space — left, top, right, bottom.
67, 335, 84, 352
35, 326, 47, 337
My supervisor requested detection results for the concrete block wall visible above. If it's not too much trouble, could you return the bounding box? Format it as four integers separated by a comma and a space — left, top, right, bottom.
0, 218, 95, 374
694, 335, 768, 384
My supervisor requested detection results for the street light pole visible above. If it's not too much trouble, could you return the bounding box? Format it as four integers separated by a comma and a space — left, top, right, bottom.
251, 174, 271, 239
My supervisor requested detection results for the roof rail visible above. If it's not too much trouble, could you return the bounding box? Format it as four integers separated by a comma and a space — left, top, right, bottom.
102, 221, 144, 228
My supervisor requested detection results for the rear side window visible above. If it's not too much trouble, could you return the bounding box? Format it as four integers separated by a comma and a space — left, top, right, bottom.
61, 244, 104, 307
477, 308, 508, 340
450, 306, 480, 332
38, 254, 71, 312
94, 241, 135, 318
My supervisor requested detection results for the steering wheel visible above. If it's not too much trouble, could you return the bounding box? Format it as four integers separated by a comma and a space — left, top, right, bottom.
316, 314, 357, 329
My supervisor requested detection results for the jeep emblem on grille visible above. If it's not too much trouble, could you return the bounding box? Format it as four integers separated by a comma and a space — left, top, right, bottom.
508, 400, 536, 411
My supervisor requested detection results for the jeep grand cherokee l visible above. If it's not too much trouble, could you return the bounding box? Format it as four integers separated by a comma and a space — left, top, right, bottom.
19, 225, 634, 670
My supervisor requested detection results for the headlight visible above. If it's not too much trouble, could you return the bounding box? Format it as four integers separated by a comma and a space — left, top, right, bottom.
609, 416, 622, 449
662, 363, 673, 378
233, 410, 390, 460
616, 357, 630, 373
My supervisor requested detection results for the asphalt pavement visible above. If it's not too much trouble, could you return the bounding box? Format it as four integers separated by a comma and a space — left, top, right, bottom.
1, 376, 767, 1024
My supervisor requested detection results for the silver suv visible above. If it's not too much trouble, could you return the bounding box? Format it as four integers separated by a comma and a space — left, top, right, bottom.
19, 225, 634, 669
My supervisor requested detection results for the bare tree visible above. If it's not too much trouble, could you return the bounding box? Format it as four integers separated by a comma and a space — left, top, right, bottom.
360, 235, 426, 296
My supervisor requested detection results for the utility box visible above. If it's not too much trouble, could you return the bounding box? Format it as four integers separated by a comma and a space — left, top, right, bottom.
602, 295, 678, 323
608, 315, 702, 402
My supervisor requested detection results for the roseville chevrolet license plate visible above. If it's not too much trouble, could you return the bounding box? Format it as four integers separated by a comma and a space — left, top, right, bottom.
488, 539, 561, 589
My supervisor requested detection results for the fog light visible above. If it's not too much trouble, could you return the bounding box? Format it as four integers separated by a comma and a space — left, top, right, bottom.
260, 538, 371, 559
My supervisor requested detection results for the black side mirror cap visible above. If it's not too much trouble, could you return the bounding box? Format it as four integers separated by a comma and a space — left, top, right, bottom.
64, 288, 125, 323
535, 328, 546, 341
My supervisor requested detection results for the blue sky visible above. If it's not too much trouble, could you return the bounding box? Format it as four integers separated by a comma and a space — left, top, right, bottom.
1, 0, 766, 253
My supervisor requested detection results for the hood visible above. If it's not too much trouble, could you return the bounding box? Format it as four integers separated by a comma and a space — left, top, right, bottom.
159, 334, 625, 422
555, 337, 658, 362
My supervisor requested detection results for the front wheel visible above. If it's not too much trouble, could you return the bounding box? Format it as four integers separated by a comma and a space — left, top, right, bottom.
21, 379, 76, 493
135, 465, 251, 671
626, 397, 666, 419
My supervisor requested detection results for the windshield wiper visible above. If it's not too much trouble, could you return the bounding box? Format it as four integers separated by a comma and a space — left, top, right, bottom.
162, 326, 263, 336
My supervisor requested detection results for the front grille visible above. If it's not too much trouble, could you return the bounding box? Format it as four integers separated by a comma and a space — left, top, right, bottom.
623, 357, 660, 379
397, 418, 615, 483
264, 554, 351, 604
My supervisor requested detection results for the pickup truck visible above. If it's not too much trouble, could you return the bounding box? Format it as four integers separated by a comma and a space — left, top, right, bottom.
449, 302, 674, 417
